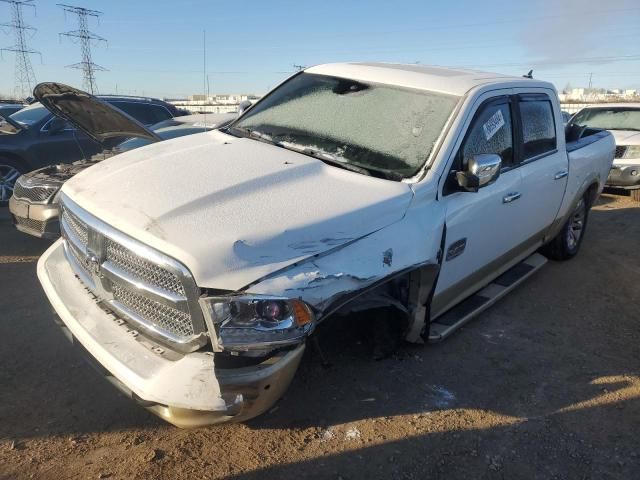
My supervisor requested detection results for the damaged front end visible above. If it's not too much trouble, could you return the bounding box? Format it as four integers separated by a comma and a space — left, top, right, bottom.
38, 240, 309, 427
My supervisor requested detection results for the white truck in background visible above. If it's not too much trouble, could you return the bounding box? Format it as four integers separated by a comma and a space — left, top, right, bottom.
568, 103, 640, 201
37, 63, 615, 427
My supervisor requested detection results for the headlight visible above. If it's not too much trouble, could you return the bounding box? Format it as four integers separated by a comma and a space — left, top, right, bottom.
199, 295, 314, 351
623, 145, 640, 159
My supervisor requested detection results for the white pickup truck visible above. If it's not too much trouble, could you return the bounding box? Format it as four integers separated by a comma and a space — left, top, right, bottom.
567, 103, 640, 201
37, 63, 615, 427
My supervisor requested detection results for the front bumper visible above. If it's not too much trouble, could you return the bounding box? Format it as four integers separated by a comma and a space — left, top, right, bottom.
37, 240, 305, 428
606, 163, 640, 189
9, 196, 60, 238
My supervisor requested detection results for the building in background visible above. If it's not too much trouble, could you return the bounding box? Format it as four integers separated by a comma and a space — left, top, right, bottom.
168, 94, 261, 114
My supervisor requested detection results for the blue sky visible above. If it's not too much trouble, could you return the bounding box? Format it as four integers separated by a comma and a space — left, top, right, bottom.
1, 0, 639, 98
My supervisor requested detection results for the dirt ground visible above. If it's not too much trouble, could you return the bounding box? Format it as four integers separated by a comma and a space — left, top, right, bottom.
1, 193, 639, 480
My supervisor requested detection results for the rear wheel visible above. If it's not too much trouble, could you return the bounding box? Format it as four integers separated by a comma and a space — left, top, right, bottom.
631, 189, 640, 202
542, 195, 589, 261
0, 157, 26, 206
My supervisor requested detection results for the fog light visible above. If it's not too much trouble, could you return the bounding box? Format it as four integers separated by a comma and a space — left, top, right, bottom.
630, 170, 638, 176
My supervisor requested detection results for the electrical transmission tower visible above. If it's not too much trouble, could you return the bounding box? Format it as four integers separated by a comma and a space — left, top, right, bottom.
0, 0, 40, 100
58, 3, 106, 94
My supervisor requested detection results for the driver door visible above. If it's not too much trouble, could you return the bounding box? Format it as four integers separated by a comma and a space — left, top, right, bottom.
432, 93, 528, 316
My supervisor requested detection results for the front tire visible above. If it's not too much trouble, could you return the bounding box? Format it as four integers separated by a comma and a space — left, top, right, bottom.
0, 157, 26, 206
542, 195, 589, 261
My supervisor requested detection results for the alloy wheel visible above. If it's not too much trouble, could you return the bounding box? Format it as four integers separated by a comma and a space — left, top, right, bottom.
566, 199, 586, 250
0, 164, 21, 202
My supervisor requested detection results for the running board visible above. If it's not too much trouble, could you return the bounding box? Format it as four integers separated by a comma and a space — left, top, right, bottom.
428, 253, 547, 343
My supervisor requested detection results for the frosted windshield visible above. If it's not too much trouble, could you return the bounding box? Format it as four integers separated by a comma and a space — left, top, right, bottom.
232, 73, 459, 179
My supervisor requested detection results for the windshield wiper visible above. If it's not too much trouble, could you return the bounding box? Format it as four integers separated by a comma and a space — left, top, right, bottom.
287, 146, 372, 176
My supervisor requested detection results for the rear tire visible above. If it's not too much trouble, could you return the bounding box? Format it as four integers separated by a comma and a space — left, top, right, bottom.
0, 156, 27, 206
631, 189, 640, 202
542, 194, 589, 261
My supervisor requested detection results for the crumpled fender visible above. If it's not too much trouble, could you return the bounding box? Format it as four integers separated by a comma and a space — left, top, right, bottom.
245, 189, 445, 341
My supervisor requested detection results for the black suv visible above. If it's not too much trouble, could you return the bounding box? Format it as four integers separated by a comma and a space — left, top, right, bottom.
0, 95, 183, 203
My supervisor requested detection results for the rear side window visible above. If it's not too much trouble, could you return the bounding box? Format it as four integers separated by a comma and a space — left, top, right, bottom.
461, 100, 514, 169
519, 98, 556, 159
112, 102, 173, 125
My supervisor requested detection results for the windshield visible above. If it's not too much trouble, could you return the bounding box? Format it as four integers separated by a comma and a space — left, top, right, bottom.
571, 107, 640, 131
229, 73, 459, 180
8, 103, 50, 127
116, 124, 211, 152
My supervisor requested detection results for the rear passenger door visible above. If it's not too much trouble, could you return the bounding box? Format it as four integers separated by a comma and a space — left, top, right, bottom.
513, 92, 568, 241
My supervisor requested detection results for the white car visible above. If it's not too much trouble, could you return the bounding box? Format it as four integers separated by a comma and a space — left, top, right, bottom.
37, 63, 615, 427
569, 103, 640, 201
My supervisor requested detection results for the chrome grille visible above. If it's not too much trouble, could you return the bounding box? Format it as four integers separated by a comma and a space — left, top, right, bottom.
112, 284, 194, 337
615, 146, 628, 159
61, 205, 88, 246
66, 236, 94, 280
13, 181, 57, 203
59, 194, 205, 352
105, 238, 186, 296
15, 216, 45, 234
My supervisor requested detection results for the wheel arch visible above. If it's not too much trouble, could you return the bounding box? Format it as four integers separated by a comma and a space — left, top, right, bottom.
0, 151, 30, 171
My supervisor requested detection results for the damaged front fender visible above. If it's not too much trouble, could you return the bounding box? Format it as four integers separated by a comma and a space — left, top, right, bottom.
245, 200, 445, 343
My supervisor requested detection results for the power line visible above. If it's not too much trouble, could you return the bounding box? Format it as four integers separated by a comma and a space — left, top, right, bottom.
58, 3, 106, 94
0, 0, 40, 100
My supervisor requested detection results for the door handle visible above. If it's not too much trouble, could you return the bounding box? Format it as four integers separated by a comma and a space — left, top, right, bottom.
554, 170, 569, 180
503, 192, 521, 203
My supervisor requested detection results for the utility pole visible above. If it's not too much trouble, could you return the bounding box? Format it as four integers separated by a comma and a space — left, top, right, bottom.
58, 3, 106, 94
588, 72, 593, 90
0, 0, 39, 100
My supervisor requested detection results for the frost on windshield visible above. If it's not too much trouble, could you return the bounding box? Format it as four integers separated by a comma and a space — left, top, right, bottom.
236, 74, 459, 178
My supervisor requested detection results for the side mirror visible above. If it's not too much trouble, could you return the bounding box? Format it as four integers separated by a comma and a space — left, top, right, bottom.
47, 117, 67, 135
237, 100, 252, 117
456, 154, 501, 192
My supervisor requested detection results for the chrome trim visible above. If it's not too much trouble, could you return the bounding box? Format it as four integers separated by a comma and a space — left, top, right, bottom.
105, 298, 197, 347
554, 170, 569, 180
59, 193, 206, 352
502, 192, 522, 203
100, 262, 189, 309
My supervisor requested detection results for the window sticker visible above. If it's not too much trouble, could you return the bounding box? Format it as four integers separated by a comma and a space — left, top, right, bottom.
483, 109, 505, 141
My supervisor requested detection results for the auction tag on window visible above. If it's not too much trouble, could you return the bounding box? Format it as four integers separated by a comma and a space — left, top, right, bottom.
483, 109, 505, 141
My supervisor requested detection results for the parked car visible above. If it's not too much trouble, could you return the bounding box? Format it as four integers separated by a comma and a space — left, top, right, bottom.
0, 103, 24, 120
37, 63, 615, 427
568, 103, 640, 201
9, 86, 234, 239
0, 91, 184, 204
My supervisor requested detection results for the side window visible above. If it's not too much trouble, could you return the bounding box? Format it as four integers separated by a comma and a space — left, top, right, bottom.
460, 101, 513, 170
150, 105, 173, 123
519, 98, 556, 160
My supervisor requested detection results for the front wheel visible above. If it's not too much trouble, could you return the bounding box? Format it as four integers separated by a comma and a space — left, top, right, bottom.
542, 195, 589, 261
0, 157, 26, 206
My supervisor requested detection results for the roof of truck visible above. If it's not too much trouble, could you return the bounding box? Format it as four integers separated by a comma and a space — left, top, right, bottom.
306, 62, 553, 96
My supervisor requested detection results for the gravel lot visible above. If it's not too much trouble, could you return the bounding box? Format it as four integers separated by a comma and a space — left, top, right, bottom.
1, 193, 639, 480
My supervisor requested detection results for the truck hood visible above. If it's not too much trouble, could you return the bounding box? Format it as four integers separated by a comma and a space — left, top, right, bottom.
62, 130, 414, 290
610, 130, 640, 145
33, 82, 160, 147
